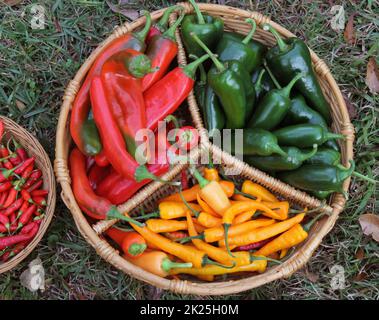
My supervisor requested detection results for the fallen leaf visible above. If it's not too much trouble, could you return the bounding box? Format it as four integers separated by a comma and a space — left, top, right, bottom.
15, 99, 26, 111
353, 270, 367, 282
105, 0, 139, 20
3, 0, 23, 6
355, 248, 365, 260
305, 268, 319, 283
344, 13, 356, 45
359, 213, 379, 242
366, 57, 379, 94
343, 94, 357, 119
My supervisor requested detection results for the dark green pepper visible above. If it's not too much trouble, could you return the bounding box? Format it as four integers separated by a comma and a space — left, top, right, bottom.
82, 111, 102, 156
224, 128, 287, 157
310, 190, 332, 200
305, 147, 341, 166
215, 19, 266, 73
281, 94, 339, 151
193, 56, 207, 112
181, 0, 224, 57
203, 86, 226, 136
251, 67, 275, 101
277, 160, 355, 194
191, 33, 246, 129
273, 124, 345, 148
247, 72, 303, 130
245, 145, 318, 172
263, 23, 332, 124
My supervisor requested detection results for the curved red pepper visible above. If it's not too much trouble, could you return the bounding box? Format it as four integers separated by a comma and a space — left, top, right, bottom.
70, 12, 152, 156
88, 164, 110, 191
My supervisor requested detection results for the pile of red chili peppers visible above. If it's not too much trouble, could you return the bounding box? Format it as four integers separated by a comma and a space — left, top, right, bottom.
69, 7, 204, 222
0, 119, 47, 263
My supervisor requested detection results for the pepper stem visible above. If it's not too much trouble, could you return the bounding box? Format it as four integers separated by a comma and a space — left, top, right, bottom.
338, 160, 376, 185
250, 255, 283, 264
324, 132, 346, 142
263, 60, 281, 89
254, 68, 266, 91
179, 188, 200, 218
182, 53, 210, 79
162, 258, 193, 272
128, 243, 147, 256
281, 72, 304, 98
163, 12, 185, 40
135, 165, 181, 186
223, 224, 235, 258
303, 212, 326, 232
189, 165, 210, 189
271, 144, 288, 157
178, 234, 204, 244
133, 211, 159, 220
300, 144, 318, 162
233, 188, 257, 200
190, 54, 207, 85
262, 23, 289, 52
203, 257, 236, 269
352, 171, 377, 184
106, 206, 145, 228
189, 0, 205, 24
242, 18, 257, 44
157, 5, 184, 31
190, 32, 225, 72
134, 11, 152, 43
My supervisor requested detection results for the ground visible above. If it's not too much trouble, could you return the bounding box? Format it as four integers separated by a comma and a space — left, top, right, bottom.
0, 0, 378, 300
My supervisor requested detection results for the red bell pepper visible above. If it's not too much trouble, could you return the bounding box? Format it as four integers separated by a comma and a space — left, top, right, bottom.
144, 54, 209, 131
142, 13, 184, 91
70, 12, 152, 156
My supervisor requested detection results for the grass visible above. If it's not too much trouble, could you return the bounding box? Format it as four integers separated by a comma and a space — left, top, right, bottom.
0, 0, 378, 300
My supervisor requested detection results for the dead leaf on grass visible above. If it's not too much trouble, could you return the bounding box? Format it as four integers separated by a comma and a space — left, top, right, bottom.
343, 94, 357, 119
105, 0, 139, 20
359, 213, 379, 242
355, 248, 365, 260
366, 57, 379, 94
344, 13, 356, 45
3, 0, 23, 6
15, 100, 26, 111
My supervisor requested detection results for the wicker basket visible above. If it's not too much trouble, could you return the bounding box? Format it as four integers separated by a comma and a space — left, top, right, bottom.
55, 3, 354, 295
0, 116, 56, 274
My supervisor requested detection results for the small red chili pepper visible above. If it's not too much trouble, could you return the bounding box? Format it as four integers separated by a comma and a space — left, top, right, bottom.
94, 151, 109, 167
17, 201, 29, 219
20, 163, 34, 182
23, 169, 42, 189
14, 157, 35, 175
0, 224, 17, 233
27, 179, 43, 193
0, 120, 3, 140
1, 242, 26, 262
0, 167, 18, 183
0, 181, 12, 193
32, 196, 46, 207
0, 192, 7, 206
0, 214, 10, 230
10, 212, 17, 225
30, 189, 48, 197
233, 238, 275, 251
3, 188, 17, 209
0, 223, 39, 250
13, 138, 28, 161
20, 221, 36, 234
18, 204, 37, 229
181, 169, 189, 190
164, 231, 188, 241
21, 189, 33, 203
2, 198, 23, 217
0, 145, 14, 170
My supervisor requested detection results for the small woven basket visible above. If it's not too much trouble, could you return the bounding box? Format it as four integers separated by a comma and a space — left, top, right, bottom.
0, 116, 56, 274
55, 3, 354, 295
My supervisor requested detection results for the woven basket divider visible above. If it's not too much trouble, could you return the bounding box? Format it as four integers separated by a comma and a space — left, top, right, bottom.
55, 3, 354, 295
0, 116, 56, 274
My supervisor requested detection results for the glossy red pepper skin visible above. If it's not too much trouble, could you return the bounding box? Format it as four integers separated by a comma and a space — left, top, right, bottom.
1, 198, 23, 216
69, 148, 116, 220
18, 204, 37, 228
0, 222, 39, 250
88, 164, 110, 191
30, 190, 49, 197
0, 145, 13, 170
26, 179, 43, 193
101, 51, 149, 159
90, 76, 140, 180
94, 151, 109, 167
3, 188, 17, 209
0, 181, 12, 193
69, 17, 152, 156
14, 157, 35, 175
1, 242, 26, 262
23, 169, 42, 189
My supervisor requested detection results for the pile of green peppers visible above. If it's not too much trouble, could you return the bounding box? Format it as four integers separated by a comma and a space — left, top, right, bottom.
182, 0, 370, 199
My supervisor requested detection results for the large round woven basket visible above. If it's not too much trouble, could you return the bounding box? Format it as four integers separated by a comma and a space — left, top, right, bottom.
0, 116, 56, 274
55, 3, 354, 295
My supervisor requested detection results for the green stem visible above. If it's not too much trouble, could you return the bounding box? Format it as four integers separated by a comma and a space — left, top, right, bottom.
163, 13, 185, 40
189, 165, 210, 189
289, 205, 326, 215
133, 211, 159, 220
263, 60, 281, 89
135, 165, 181, 186
189, 0, 205, 24
233, 188, 257, 200
157, 5, 184, 31
303, 212, 326, 232
190, 54, 207, 85
178, 234, 204, 244
324, 132, 346, 142
352, 171, 377, 184
162, 258, 193, 272
262, 23, 289, 52
224, 224, 235, 258
179, 188, 200, 218
182, 54, 210, 79
242, 18, 257, 44
134, 11, 152, 42
106, 206, 145, 228
271, 144, 288, 157
190, 32, 225, 72
254, 68, 266, 90
299, 144, 318, 162
128, 243, 147, 256
281, 72, 304, 98
250, 255, 282, 264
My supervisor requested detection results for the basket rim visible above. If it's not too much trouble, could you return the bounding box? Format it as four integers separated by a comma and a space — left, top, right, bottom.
55, 3, 354, 295
0, 116, 56, 274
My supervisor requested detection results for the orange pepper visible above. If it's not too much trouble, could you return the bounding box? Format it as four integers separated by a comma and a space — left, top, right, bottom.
242, 181, 277, 202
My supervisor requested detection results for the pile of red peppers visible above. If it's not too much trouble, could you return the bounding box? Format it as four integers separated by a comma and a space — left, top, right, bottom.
0, 119, 48, 263
69, 7, 203, 222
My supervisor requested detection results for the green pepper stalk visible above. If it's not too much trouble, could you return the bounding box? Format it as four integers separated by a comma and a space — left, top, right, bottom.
248, 72, 304, 130
154, 5, 184, 34
263, 23, 332, 124
191, 32, 247, 129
